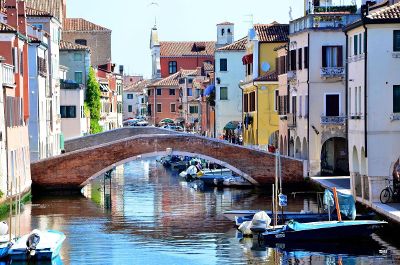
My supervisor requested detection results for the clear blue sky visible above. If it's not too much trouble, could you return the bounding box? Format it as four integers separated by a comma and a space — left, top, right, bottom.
67, 0, 360, 78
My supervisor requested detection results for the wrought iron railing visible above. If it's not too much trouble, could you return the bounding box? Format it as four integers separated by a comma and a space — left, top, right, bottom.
320, 67, 345, 79
320, 116, 346, 125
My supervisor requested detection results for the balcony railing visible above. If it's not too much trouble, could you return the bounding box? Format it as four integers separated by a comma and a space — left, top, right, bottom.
287, 71, 297, 81
60, 80, 83, 90
320, 116, 346, 125
320, 67, 345, 79
2, 64, 15, 87
287, 113, 296, 128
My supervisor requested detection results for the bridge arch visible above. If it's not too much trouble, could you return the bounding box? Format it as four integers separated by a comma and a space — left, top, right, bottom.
31, 128, 304, 191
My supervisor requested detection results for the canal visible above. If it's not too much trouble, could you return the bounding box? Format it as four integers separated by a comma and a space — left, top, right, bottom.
10, 159, 400, 264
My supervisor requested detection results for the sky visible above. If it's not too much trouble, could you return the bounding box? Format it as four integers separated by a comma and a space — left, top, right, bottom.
67, 0, 361, 78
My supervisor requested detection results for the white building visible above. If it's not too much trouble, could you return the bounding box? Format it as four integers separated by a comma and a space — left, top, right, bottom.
27, 8, 63, 158
0, 57, 10, 193
345, 2, 400, 203
59, 40, 91, 140
214, 36, 246, 139
27, 25, 50, 162
287, 1, 359, 176
123, 80, 149, 120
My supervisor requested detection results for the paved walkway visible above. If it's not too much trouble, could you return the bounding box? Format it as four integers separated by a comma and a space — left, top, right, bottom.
311, 176, 400, 224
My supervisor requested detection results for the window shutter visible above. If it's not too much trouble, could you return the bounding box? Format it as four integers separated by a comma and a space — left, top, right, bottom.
298, 48, 302, 70
337, 46, 343, 67
322, 46, 327, 67
276, 58, 279, 75
304, 47, 309, 69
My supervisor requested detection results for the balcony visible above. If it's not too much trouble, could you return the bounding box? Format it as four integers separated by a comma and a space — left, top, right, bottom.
2, 64, 15, 87
287, 113, 296, 128
320, 67, 345, 80
60, 79, 83, 90
320, 116, 346, 126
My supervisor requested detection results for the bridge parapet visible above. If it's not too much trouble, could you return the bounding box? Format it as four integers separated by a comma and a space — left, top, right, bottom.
33, 131, 305, 191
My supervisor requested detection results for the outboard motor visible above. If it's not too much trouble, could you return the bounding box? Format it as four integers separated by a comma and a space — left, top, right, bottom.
26, 232, 40, 257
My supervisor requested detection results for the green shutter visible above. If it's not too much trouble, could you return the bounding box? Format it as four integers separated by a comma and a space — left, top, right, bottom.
60, 133, 65, 150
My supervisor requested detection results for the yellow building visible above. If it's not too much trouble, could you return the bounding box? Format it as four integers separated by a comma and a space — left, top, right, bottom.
240, 23, 288, 147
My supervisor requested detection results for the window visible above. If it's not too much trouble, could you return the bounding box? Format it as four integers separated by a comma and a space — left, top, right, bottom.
290, 50, 296, 71
127, 94, 133, 99
359, 33, 363, 54
148, 104, 152, 115
128, 105, 133, 112
249, 92, 256, 112
156, 88, 162, 95
157, 103, 162, 113
220, 87, 228, 100
74, 53, 82, 61
305, 95, 309, 117
148, 90, 151, 96
325, 94, 340, 116
354, 87, 358, 114
60, 106, 76, 118
274, 90, 279, 111
168, 61, 177, 74
75, 39, 87, 46
188, 79, 193, 84
322, 46, 343, 67
354, 35, 358, 55
299, 95, 303, 116
220, 58, 227, 71
244, 94, 249, 112
187, 88, 193, 97
170, 103, 176, 113
304, 47, 309, 69
32, 24, 43, 30
394, 31, 400, 52
394, 86, 400, 113
246, 63, 252, 76
74, 71, 83, 84
298, 48, 303, 70
348, 87, 351, 114
221, 28, 225, 36
358, 86, 362, 114
189, 105, 198, 113
169, 89, 175, 95
292, 96, 297, 114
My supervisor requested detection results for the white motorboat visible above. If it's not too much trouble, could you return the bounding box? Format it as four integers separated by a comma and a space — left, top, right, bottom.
8, 229, 66, 261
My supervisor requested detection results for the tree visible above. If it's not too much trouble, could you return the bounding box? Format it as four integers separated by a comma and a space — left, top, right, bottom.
85, 67, 102, 134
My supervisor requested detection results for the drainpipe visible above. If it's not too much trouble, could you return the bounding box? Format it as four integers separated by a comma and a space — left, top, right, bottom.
345, 31, 349, 160
307, 33, 310, 176
362, 24, 368, 157
254, 80, 259, 145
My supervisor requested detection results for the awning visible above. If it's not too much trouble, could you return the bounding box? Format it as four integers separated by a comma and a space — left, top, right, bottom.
160, 118, 174, 124
204, 84, 215, 96
242, 54, 253, 65
224, 121, 240, 130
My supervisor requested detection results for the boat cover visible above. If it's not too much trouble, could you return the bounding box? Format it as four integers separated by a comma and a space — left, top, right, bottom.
323, 189, 356, 220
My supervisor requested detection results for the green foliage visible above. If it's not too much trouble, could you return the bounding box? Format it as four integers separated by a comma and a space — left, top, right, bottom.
206, 90, 215, 107
85, 67, 102, 134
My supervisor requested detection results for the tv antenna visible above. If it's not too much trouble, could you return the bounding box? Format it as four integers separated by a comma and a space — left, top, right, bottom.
148, 2, 160, 26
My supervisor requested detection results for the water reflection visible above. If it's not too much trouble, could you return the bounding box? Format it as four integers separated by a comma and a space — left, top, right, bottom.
6, 158, 399, 264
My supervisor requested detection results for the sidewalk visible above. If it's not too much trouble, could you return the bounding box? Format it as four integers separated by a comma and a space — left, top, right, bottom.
311, 176, 400, 224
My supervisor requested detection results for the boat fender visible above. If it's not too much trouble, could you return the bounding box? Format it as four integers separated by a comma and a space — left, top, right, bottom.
0, 221, 8, 235
26, 233, 40, 256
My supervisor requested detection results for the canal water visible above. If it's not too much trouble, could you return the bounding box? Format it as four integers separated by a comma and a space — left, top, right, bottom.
10, 159, 400, 264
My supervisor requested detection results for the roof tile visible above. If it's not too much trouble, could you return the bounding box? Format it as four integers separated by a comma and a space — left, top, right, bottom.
26, 0, 62, 21
64, 18, 111, 32
0, 22, 16, 33
367, 2, 400, 20
160, 41, 215, 57
217, 37, 247, 51
59, 40, 90, 51
254, 23, 289, 43
149, 69, 200, 87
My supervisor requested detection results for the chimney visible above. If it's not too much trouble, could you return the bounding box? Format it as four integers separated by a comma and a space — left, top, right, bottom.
5, 0, 18, 30
17, 0, 26, 35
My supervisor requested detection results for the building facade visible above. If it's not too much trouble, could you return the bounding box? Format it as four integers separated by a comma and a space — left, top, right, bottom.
345, 2, 400, 203
215, 37, 246, 139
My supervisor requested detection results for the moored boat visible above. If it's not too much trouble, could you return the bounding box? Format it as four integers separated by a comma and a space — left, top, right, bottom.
8, 229, 66, 261
260, 220, 387, 243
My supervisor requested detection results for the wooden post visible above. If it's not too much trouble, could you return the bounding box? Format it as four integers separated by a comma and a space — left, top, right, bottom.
333, 187, 342, 222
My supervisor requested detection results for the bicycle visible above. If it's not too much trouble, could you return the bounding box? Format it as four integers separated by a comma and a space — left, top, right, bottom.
380, 178, 399, 204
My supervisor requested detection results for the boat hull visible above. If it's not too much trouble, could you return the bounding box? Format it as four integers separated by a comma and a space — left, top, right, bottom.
261, 221, 386, 243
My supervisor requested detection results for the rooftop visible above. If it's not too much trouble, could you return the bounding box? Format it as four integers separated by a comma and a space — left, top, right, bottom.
64, 18, 111, 32
26, 0, 62, 21
254, 23, 289, 43
160, 41, 215, 57
217, 21, 234, 25
124, 79, 151, 93
367, 2, 400, 20
26, 7, 51, 17
254, 71, 278, 82
59, 40, 90, 51
0, 22, 16, 33
148, 69, 201, 87
217, 37, 247, 51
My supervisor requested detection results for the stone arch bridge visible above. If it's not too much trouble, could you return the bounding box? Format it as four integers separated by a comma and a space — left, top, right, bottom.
31, 127, 304, 191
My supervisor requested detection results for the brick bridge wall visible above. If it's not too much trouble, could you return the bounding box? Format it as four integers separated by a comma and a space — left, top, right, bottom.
32, 128, 304, 191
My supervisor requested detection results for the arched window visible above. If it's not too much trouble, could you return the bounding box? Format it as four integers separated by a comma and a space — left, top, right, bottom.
75, 39, 87, 46
221, 28, 225, 36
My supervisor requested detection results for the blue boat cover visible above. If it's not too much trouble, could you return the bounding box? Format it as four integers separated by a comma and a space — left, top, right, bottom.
285, 220, 378, 232
204, 85, 215, 96
323, 189, 356, 220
